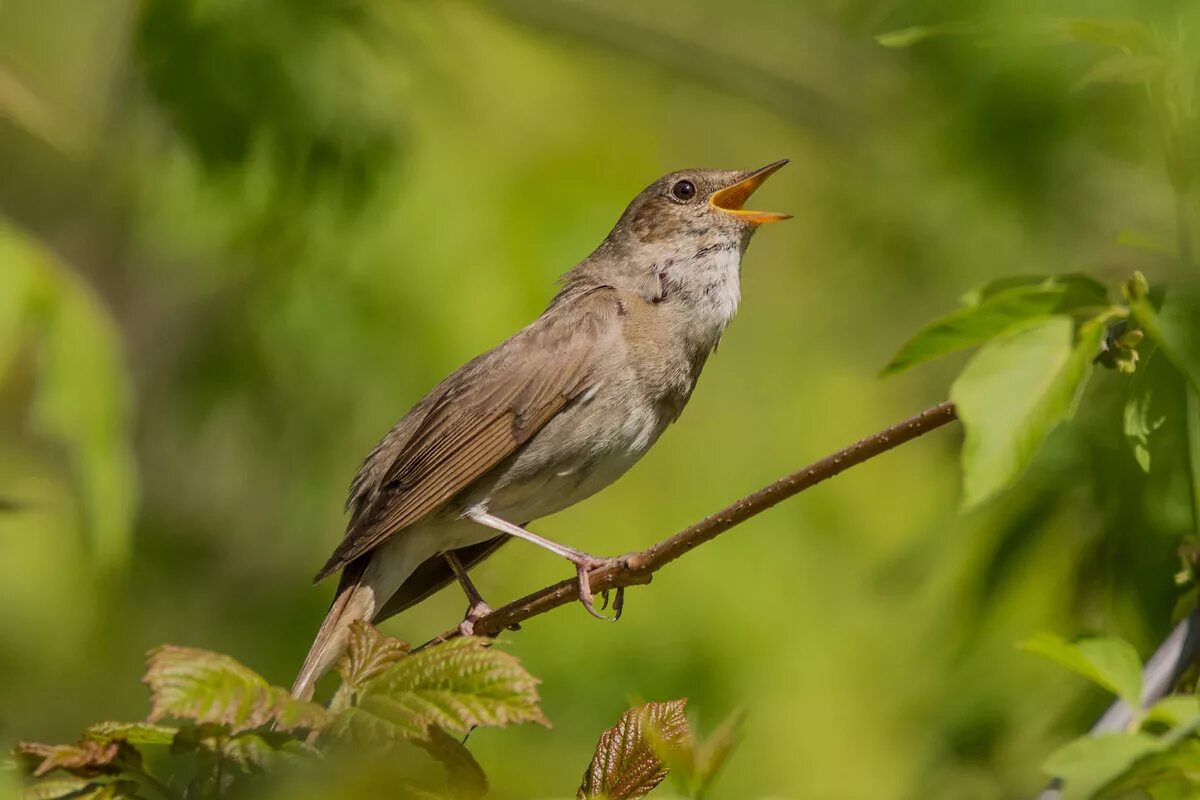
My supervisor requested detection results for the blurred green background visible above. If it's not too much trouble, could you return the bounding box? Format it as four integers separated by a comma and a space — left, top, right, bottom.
1, 1, 1197, 797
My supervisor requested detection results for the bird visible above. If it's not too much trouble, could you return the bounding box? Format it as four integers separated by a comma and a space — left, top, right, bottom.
291, 161, 790, 699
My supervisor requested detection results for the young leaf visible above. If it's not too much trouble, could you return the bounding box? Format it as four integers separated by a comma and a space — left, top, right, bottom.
415, 727, 488, 800
336, 622, 410, 692
13, 740, 134, 779
1043, 733, 1159, 800
650, 707, 745, 798
219, 731, 317, 773
17, 777, 91, 800
950, 314, 1110, 508
874, 21, 981, 48
145, 646, 329, 734
883, 276, 1107, 375
82, 723, 177, 747
578, 699, 690, 800
1124, 386, 1165, 472
330, 637, 547, 744
1143, 696, 1200, 730
1019, 633, 1143, 707
1097, 739, 1200, 798
1054, 18, 1154, 52
1128, 280, 1200, 392
19, 779, 140, 800
1077, 53, 1167, 88
691, 709, 745, 796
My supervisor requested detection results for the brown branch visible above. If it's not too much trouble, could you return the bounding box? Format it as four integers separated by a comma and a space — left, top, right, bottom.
422, 401, 958, 646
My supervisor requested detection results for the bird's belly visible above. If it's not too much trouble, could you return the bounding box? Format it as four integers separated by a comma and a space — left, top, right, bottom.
475, 398, 668, 524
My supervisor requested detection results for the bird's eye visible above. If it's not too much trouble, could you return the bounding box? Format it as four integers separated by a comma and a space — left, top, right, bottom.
671, 180, 696, 202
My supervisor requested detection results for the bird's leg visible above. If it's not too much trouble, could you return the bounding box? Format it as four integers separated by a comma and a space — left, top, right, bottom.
464, 509, 623, 621
443, 551, 493, 637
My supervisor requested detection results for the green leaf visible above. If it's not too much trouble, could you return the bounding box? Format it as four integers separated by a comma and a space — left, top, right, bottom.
951, 314, 1111, 508
1129, 280, 1200, 392
690, 709, 745, 795
415, 727, 488, 800
18, 778, 139, 800
1097, 738, 1200, 798
875, 21, 980, 48
331, 637, 547, 744
145, 646, 329, 734
18, 777, 91, 800
578, 699, 690, 800
82, 723, 177, 747
331, 621, 411, 712
1124, 386, 1166, 472
883, 276, 1108, 375
12, 740, 136, 780
1019, 633, 1143, 707
1044, 733, 1160, 800
1077, 53, 1168, 88
1054, 17, 1155, 52
650, 707, 745, 798
219, 731, 316, 773
0, 220, 139, 571
1143, 696, 1200, 730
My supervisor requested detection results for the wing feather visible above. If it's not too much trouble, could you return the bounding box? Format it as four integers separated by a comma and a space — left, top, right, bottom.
314, 285, 622, 582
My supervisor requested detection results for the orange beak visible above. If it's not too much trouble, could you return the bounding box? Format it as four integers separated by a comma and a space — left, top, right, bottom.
709, 159, 792, 224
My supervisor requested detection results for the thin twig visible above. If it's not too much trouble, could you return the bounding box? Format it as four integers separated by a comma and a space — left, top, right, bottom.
421, 401, 958, 647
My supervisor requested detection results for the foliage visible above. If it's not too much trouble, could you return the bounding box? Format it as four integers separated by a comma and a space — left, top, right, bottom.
881, 7, 1200, 799
0, 221, 138, 570
11, 630, 740, 800
4, 1, 1200, 798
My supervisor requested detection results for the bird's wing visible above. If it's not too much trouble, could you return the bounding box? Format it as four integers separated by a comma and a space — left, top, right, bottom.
313, 285, 623, 582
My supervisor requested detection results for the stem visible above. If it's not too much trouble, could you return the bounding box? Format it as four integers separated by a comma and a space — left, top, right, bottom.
420, 401, 957, 646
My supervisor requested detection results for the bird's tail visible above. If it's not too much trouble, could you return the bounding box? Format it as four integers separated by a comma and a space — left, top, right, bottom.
290, 543, 419, 700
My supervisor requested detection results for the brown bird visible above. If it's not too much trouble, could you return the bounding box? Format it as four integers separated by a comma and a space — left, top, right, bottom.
292, 161, 789, 699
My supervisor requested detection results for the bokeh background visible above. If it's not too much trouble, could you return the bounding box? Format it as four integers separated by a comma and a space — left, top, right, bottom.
1, 1, 1198, 797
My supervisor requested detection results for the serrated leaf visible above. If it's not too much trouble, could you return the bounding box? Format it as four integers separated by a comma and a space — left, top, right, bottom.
12, 740, 134, 779
336, 622, 410, 690
951, 314, 1110, 508
415, 727, 488, 800
1045, 733, 1160, 800
884, 276, 1107, 375
579, 699, 690, 800
1077, 53, 1167, 88
145, 646, 329, 734
331, 637, 546, 744
220, 731, 311, 773
1019, 633, 1143, 707
19, 777, 91, 800
82, 723, 177, 747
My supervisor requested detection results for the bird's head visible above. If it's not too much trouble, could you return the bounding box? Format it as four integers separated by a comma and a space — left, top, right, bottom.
616, 160, 791, 249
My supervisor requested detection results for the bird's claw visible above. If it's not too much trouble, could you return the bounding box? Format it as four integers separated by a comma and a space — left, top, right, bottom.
573, 558, 623, 622
456, 599, 494, 637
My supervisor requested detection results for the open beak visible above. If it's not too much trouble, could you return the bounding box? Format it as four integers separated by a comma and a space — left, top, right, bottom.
709, 159, 792, 225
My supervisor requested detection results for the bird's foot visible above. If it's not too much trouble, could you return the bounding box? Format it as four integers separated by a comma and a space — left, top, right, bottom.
569, 555, 625, 622
457, 599, 494, 637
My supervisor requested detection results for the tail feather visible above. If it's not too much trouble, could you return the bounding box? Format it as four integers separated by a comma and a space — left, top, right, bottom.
291, 560, 368, 700
291, 539, 422, 700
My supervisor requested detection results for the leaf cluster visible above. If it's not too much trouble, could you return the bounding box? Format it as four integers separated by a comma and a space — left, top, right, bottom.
10, 625, 545, 800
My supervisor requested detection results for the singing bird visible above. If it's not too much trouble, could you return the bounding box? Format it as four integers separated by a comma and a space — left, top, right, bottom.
292, 161, 790, 698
